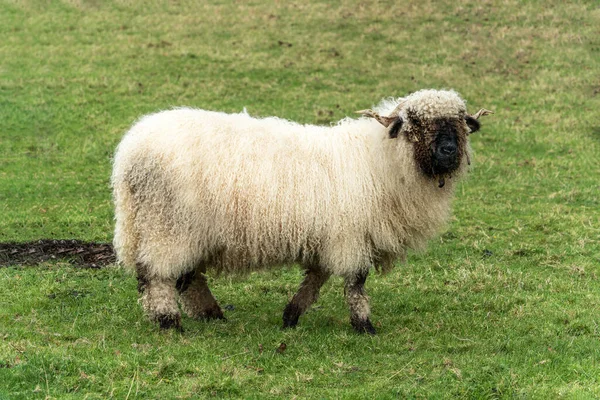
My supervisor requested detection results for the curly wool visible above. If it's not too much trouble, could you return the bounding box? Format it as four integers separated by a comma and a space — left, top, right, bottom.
375, 89, 468, 120
112, 91, 471, 280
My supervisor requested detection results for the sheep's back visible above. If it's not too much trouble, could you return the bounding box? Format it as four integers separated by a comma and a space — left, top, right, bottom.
113, 109, 381, 276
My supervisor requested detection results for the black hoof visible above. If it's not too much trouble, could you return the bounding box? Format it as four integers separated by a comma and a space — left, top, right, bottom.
202, 306, 226, 321
157, 314, 182, 331
282, 303, 301, 329
351, 317, 376, 335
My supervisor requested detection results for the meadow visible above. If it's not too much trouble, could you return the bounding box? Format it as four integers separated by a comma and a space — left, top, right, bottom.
1, 0, 599, 398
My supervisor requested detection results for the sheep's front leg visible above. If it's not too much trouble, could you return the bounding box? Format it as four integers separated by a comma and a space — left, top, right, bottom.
177, 270, 224, 321
136, 263, 181, 330
282, 266, 330, 329
345, 270, 376, 335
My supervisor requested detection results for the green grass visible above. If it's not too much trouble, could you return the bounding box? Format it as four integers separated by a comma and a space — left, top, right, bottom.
1, 0, 599, 398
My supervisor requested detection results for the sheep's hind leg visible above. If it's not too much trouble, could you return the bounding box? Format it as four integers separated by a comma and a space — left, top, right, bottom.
177, 270, 224, 321
136, 263, 182, 330
344, 270, 376, 335
282, 266, 331, 329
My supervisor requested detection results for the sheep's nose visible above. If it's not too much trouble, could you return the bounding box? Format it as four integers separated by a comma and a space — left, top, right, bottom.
439, 144, 457, 156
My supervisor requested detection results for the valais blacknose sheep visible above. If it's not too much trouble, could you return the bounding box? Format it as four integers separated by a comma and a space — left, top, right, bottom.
112, 89, 491, 334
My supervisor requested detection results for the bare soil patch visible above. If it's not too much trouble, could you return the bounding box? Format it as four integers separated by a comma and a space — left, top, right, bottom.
0, 239, 115, 268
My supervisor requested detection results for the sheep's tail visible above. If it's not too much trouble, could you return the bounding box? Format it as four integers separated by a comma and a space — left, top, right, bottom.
112, 177, 139, 271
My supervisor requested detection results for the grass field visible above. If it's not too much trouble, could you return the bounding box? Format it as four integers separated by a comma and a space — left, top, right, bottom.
1, 0, 599, 398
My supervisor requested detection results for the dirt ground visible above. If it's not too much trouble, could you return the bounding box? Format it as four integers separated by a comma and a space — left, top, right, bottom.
0, 239, 115, 268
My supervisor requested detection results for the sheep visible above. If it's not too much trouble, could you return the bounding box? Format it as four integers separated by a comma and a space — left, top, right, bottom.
111, 89, 491, 334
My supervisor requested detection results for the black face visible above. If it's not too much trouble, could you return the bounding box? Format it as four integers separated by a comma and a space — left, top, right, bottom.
431, 120, 460, 176
398, 112, 469, 181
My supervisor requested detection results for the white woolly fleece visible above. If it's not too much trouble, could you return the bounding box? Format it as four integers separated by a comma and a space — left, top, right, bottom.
112, 90, 471, 279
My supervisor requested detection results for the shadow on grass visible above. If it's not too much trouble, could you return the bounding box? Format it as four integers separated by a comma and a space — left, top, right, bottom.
0, 239, 115, 268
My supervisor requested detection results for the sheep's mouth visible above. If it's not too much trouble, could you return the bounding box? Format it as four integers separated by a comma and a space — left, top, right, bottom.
431, 154, 460, 176
414, 148, 461, 186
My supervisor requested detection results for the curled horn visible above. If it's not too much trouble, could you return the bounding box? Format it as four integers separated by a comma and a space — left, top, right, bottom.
355, 109, 396, 127
356, 100, 406, 128
471, 108, 494, 119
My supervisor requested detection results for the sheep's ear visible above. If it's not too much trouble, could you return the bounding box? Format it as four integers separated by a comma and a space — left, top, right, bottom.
465, 115, 481, 133
465, 108, 494, 134
388, 117, 403, 139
